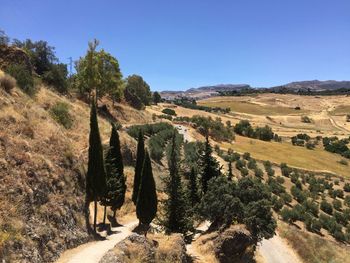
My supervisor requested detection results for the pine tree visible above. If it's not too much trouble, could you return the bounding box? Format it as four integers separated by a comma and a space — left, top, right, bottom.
227, 161, 233, 181
188, 167, 200, 207
86, 99, 107, 233
136, 150, 158, 230
101, 123, 126, 226
162, 133, 193, 234
132, 130, 145, 205
200, 135, 220, 194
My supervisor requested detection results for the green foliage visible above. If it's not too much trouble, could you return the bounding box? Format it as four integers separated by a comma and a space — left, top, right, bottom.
162, 108, 176, 116
174, 115, 234, 142
0, 29, 9, 45
5, 64, 35, 96
332, 199, 342, 211
234, 120, 276, 141
75, 40, 123, 101
254, 168, 264, 178
267, 178, 286, 195
42, 63, 68, 93
320, 200, 333, 215
271, 195, 284, 212
161, 133, 193, 234
102, 124, 126, 214
49, 102, 74, 129
291, 185, 307, 203
124, 74, 151, 107
132, 130, 145, 205
174, 97, 230, 113
344, 183, 350, 192
200, 136, 221, 193
136, 151, 158, 225
302, 199, 319, 217
188, 167, 200, 207
152, 91, 162, 104
345, 195, 350, 207
280, 192, 293, 204
322, 136, 350, 159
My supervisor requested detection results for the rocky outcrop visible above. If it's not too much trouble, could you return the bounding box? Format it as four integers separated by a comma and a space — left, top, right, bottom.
0, 45, 32, 73
213, 225, 255, 263
99, 233, 187, 263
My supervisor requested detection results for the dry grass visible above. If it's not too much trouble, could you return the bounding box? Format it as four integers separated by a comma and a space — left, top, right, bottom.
0, 71, 16, 93
199, 99, 308, 116
220, 135, 350, 178
279, 222, 350, 263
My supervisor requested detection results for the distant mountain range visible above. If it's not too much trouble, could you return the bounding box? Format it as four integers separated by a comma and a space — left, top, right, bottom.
160, 80, 350, 99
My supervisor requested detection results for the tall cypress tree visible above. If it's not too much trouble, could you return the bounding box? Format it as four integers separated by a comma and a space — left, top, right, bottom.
101, 123, 126, 226
200, 135, 220, 194
136, 150, 158, 229
132, 130, 145, 205
86, 99, 107, 233
162, 132, 193, 234
188, 167, 200, 207
227, 161, 233, 181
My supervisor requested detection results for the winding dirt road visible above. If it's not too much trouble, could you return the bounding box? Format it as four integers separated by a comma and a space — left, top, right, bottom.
56, 221, 138, 263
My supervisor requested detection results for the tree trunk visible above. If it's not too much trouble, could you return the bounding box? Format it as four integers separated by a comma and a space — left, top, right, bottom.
85, 194, 93, 235
103, 205, 107, 226
94, 198, 98, 233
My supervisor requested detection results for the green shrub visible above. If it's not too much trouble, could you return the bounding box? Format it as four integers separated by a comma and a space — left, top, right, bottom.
344, 183, 350, 192
291, 185, 307, 203
247, 159, 257, 170
280, 193, 293, 204
5, 64, 36, 96
243, 152, 251, 160
240, 168, 249, 177
345, 196, 350, 207
320, 200, 333, 215
162, 108, 176, 116
276, 176, 285, 184
50, 102, 73, 129
272, 196, 284, 212
254, 168, 264, 178
332, 199, 342, 211
302, 199, 319, 217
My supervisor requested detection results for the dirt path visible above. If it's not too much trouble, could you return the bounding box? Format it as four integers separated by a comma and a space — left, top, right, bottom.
258, 234, 303, 263
186, 221, 211, 263
56, 221, 138, 263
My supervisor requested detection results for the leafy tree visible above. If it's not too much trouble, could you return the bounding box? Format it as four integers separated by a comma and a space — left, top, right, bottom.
153, 91, 162, 104
86, 100, 107, 233
332, 199, 342, 211
5, 64, 35, 96
75, 39, 122, 101
200, 135, 221, 193
132, 130, 145, 205
162, 133, 193, 234
102, 124, 126, 226
320, 200, 333, 215
136, 150, 158, 230
124, 74, 152, 107
42, 63, 68, 93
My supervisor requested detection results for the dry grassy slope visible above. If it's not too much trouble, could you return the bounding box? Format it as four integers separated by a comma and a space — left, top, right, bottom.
149, 102, 350, 178
0, 80, 153, 262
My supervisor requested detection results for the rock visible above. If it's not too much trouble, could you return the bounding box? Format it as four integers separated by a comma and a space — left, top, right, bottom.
213, 225, 255, 263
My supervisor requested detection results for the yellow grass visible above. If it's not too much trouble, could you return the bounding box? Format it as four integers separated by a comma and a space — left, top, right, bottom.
198, 99, 307, 116
220, 135, 350, 178
331, 105, 350, 115
279, 222, 350, 263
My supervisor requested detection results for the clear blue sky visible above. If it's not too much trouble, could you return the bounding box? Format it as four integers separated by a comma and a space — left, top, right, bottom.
1, 0, 350, 91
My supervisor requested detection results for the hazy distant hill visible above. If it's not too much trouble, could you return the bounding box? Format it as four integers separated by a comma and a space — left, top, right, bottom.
160, 80, 350, 99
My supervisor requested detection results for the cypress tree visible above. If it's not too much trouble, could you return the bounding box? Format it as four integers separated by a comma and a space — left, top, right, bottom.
86, 99, 107, 233
101, 123, 126, 226
200, 135, 220, 194
227, 161, 233, 181
162, 133, 193, 234
136, 150, 158, 229
188, 167, 200, 207
132, 130, 145, 205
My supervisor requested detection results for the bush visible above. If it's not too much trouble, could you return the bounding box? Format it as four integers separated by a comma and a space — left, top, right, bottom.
0, 73, 16, 93
320, 200, 333, 215
333, 199, 342, 211
42, 63, 68, 93
280, 207, 299, 223
254, 168, 264, 178
291, 185, 307, 203
280, 193, 293, 204
302, 199, 319, 217
5, 64, 35, 96
247, 159, 257, 170
301, 116, 312, 123
272, 196, 284, 212
344, 183, 350, 192
305, 216, 322, 232
240, 168, 249, 177
345, 196, 350, 207
162, 108, 176, 116
276, 176, 285, 184
49, 102, 73, 129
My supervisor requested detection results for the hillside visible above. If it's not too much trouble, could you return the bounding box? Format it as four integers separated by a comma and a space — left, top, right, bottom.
0, 78, 152, 262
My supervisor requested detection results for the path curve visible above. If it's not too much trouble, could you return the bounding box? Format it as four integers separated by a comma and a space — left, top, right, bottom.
258, 234, 303, 263
56, 221, 138, 263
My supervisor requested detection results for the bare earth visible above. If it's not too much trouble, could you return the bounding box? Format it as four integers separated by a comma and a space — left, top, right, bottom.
258, 234, 303, 263
56, 221, 138, 263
